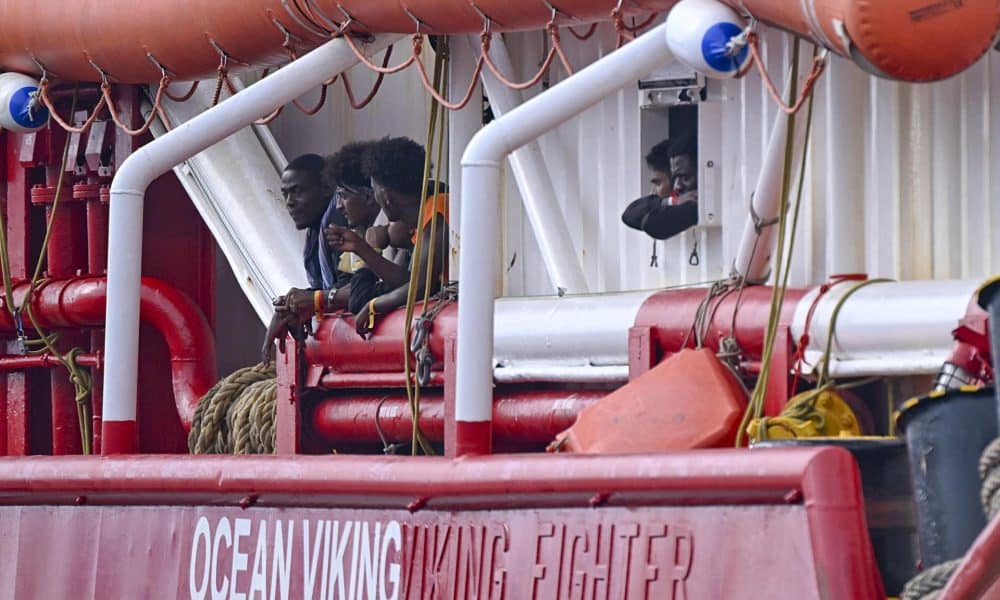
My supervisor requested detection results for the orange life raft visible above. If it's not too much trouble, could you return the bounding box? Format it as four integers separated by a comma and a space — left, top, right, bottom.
0, 0, 994, 83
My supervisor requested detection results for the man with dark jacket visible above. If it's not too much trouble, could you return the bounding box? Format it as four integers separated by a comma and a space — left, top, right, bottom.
622, 135, 698, 241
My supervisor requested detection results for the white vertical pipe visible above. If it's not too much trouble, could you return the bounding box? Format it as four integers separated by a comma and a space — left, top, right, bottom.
823, 57, 866, 275
447, 35, 483, 279
102, 34, 401, 453
457, 24, 672, 454
467, 34, 589, 294
732, 70, 811, 283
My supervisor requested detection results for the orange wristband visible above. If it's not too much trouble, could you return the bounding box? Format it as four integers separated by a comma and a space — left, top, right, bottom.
367, 298, 377, 329
314, 290, 324, 321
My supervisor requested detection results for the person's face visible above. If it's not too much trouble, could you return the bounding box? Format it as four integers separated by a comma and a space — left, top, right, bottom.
281, 169, 328, 229
371, 178, 402, 221
670, 154, 697, 194
650, 168, 672, 199
335, 187, 377, 228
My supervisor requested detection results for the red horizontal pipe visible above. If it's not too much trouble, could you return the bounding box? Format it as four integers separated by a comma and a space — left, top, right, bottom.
311, 389, 601, 444
307, 305, 456, 374
635, 285, 809, 359
0, 353, 100, 370
306, 287, 807, 383
317, 370, 445, 388
0, 277, 215, 430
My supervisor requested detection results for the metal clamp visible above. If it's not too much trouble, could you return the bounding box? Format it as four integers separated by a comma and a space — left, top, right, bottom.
280, 0, 331, 38
87, 58, 112, 86
146, 52, 176, 81
270, 17, 305, 49
469, 2, 503, 31
749, 192, 779, 234
30, 56, 55, 83
208, 38, 250, 68
335, 4, 368, 33
302, 0, 340, 34
401, 6, 432, 34
12, 308, 26, 355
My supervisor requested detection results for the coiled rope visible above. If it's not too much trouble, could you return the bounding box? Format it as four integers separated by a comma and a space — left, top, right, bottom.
901, 436, 1000, 599
188, 363, 277, 454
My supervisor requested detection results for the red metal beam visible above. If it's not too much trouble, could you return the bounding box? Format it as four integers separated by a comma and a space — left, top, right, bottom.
0, 446, 855, 507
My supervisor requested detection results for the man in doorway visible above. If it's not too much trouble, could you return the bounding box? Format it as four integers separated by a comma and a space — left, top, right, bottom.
621, 134, 698, 241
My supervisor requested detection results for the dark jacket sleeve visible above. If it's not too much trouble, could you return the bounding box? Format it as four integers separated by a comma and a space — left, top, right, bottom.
642, 201, 698, 240
622, 194, 698, 240
621, 194, 660, 231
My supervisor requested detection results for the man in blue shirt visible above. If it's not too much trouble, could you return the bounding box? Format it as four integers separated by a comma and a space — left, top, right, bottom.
262, 153, 349, 363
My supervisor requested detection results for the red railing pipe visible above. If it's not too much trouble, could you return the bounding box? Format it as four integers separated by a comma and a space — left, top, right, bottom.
634, 285, 808, 360
0, 353, 100, 370
0, 276, 215, 430
311, 389, 601, 444
305, 304, 457, 375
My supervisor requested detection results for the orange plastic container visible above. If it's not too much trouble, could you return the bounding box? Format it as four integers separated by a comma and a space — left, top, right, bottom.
552, 348, 746, 453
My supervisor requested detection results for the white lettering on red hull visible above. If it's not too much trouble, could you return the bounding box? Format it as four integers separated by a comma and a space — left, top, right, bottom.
189, 516, 402, 600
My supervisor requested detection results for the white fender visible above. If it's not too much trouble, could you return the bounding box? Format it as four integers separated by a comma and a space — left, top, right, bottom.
0, 72, 48, 132
665, 0, 749, 78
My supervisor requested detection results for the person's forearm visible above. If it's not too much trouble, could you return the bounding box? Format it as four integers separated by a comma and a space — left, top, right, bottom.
353, 244, 410, 288
642, 202, 699, 240
325, 286, 350, 311
370, 284, 410, 316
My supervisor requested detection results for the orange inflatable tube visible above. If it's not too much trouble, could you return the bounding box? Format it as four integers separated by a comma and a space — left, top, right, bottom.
0, 0, 994, 83
0, 0, 673, 83
719, 0, 1000, 82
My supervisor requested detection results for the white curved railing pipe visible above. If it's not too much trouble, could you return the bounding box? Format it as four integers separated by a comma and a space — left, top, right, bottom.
456, 24, 673, 455
103, 34, 402, 454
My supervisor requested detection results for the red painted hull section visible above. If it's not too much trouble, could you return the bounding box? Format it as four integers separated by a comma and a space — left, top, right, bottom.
0, 447, 883, 599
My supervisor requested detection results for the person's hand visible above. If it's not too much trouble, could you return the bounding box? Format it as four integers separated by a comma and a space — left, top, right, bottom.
325, 224, 366, 254
676, 190, 698, 205
387, 220, 413, 250
365, 225, 390, 250
282, 288, 316, 320
355, 302, 374, 338
261, 310, 298, 364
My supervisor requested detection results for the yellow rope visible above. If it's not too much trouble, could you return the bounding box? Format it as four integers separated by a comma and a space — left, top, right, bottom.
737, 40, 813, 446
401, 36, 447, 456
